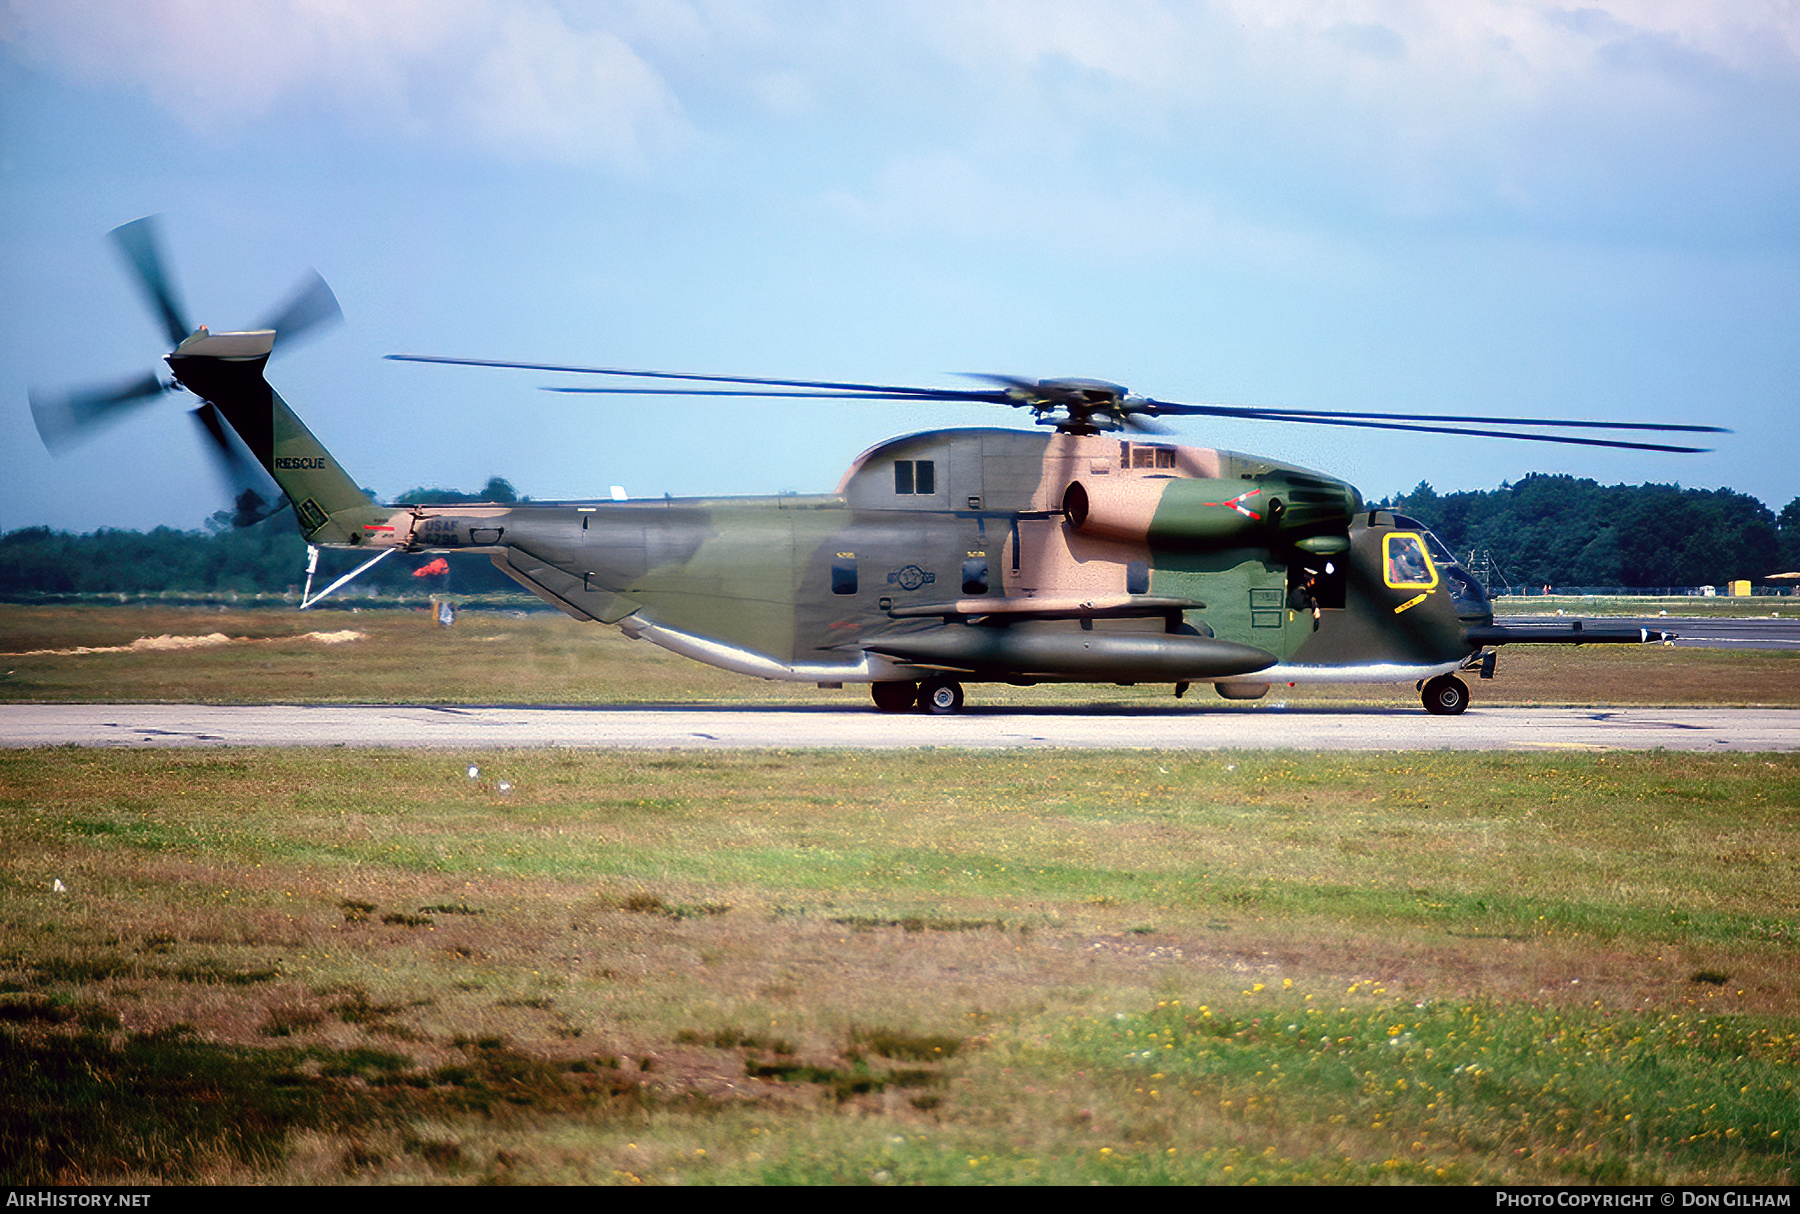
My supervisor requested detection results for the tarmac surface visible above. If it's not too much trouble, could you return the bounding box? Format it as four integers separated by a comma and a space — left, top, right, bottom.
4, 616, 1794, 752
1508, 614, 1800, 649
3, 702, 1797, 751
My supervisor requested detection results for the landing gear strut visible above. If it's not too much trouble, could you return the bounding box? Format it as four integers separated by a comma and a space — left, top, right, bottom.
1421, 674, 1470, 715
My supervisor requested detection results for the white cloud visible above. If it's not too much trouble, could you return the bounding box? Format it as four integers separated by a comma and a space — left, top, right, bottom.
921, 1, 1800, 92
870, 1, 1800, 225
456, 5, 679, 164
1, 0, 687, 166
7, 0, 1796, 241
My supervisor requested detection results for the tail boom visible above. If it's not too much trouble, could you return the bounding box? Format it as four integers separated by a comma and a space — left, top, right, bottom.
166, 328, 394, 547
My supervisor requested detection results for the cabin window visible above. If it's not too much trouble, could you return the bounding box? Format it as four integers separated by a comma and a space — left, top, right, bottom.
1126, 561, 1150, 595
893, 459, 935, 495
831, 554, 858, 595
962, 556, 989, 596
1383, 533, 1437, 590
1124, 444, 1177, 470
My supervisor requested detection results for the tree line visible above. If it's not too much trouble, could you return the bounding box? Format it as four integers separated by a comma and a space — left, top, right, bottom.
1381, 476, 1800, 591
0, 480, 525, 598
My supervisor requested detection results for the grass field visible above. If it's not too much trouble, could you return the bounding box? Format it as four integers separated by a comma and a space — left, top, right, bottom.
2, 602, 1797, 708
1, 749, 1796, 1185
1498, 595, 1799, 619
1, 605, 1796, 1186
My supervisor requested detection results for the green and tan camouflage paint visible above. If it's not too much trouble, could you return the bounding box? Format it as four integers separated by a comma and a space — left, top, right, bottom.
168, 339, 1492, 694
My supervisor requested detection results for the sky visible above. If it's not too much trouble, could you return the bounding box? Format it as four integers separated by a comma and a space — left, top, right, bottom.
2, 0, 1796, 536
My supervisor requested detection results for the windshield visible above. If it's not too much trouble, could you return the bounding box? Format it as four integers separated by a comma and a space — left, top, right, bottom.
1390, 515, 1459, 568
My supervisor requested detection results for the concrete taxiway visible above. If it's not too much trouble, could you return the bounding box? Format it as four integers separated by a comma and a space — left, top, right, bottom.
2, 703, 1796, 751
1506, 614, 1800, 650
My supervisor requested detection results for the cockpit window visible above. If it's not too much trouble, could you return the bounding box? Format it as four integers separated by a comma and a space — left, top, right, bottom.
1383, 532, 1438, 590
1390, 516, 1458, 567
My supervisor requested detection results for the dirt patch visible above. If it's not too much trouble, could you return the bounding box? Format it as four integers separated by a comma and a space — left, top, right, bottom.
4, 630, 364, 656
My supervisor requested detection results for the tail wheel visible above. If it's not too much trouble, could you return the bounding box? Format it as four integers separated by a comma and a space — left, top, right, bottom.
1422, 674, 1470, 715
871, 681, 918, 713
918, 677, 965, 715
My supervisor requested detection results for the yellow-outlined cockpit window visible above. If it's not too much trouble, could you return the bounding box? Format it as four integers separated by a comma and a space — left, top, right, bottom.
1383, 532, 1438, 590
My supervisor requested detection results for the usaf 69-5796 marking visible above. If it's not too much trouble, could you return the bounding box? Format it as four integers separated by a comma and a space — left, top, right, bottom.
32, 219, 1722, 715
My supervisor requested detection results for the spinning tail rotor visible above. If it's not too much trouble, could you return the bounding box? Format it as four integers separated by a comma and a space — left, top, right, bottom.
29, 216, 344, 527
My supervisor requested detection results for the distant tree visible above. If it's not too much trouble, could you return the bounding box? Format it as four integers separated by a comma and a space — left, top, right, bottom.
1566, 526, 1622, 587
395, 485, 473, 505
0, 527, 77, 594
1377, 477, 1780, 588
396, 477, 522, 505
1398, 481, 1439, 521
1778, 497, 1800, 573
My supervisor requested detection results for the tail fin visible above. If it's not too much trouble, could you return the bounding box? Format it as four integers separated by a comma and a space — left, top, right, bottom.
167, 329, 391, 547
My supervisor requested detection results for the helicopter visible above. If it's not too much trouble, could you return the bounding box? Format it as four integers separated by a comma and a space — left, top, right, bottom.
31, 219, 1722, 715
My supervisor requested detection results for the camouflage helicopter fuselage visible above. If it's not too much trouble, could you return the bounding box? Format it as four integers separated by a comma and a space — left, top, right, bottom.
172, 330, 1674, 712
405, 427, 1492, 690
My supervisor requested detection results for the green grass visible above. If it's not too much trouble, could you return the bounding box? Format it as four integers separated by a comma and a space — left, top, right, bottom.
2, 747, 1795, 1184
1040, 990, 1798, 1185
1496, 595, 1798, 618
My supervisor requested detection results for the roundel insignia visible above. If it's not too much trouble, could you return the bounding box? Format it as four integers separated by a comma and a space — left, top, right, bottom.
887, 564, 936, 591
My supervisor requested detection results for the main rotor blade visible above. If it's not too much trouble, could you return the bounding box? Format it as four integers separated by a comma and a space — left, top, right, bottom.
257, 269, 342, 349
1140, 406, 1716, 452
538, 381, 1176, 429
958, 372, 1041, 393
29, 372, 171, 452
386, 354, 1006, 402
541, 386, 973, 399
1121, 413, 1173, 435
110, 217, 191, 346
390, 353, 1722, 449
1136, 397, 1730, 436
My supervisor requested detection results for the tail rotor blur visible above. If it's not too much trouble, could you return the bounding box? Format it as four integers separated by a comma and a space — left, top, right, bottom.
29, 216, 340, 528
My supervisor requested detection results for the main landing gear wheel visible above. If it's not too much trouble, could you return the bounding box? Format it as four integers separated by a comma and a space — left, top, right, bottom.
917, 677, 965, 715
1421, 674, 1470, 716
871, 681, 918, 713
